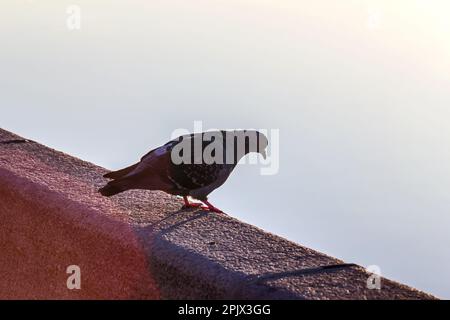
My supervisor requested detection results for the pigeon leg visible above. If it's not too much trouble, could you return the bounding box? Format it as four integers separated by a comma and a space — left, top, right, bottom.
201, 200, 224, 213
182, 196, 203, 209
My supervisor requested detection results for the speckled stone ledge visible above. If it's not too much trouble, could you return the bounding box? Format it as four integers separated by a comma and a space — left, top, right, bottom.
0, 128, 436, 299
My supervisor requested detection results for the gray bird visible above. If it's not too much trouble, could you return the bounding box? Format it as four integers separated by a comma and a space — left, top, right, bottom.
99, 130, 268, 213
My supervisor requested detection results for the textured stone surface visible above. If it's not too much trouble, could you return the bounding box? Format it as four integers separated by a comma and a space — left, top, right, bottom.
0, 128, 436, 299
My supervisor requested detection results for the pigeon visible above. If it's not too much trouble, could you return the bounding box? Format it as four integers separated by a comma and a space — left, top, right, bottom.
99, 130, 268, 213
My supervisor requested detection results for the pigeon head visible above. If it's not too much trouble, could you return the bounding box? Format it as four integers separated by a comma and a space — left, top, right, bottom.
232, 130, 268, 160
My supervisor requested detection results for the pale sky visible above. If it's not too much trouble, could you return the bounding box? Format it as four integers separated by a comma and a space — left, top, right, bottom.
1, 0, 450, 298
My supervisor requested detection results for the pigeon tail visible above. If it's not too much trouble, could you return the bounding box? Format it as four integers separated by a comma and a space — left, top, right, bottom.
98, 182, 126, 197
104, 163, 139, 180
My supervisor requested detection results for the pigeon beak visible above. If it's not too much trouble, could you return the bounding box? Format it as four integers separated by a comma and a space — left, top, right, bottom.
260, 150, 267, 160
